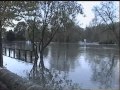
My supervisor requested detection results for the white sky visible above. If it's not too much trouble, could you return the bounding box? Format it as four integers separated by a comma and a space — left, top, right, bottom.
6, 1, 119, 30
76, 1, 119, 28
76, 1, 101, 28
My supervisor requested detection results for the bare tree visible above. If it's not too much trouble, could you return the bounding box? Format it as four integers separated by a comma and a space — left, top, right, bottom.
92, 1, 119, 46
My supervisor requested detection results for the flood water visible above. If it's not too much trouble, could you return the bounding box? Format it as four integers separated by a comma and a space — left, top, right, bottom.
3, 42, 119, 90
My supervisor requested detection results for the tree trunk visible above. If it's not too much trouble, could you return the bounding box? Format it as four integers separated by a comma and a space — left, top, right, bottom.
0, 20, 3, 67
40, 51, 45, 69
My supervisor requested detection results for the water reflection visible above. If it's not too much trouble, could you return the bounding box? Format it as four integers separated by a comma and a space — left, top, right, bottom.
27, 65, 81, 90
3, 42, 119, 89
91, 55, 118, 89
49, 43, 80, 72
82, 46, 119, 89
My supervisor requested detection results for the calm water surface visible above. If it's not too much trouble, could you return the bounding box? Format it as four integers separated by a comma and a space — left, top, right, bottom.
3, 42, 119, 90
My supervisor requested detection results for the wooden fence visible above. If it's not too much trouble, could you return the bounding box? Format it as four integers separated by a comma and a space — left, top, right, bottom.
2, 47, 35, 63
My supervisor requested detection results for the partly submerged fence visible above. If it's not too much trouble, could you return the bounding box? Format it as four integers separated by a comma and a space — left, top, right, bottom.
2, 47, 35, 63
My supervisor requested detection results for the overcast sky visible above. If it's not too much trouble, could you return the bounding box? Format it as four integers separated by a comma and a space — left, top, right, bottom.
76, 1, 101, 28
76, 1, 119, 28
6, 1, 119, 30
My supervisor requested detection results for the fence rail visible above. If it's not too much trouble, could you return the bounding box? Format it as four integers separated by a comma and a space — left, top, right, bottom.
2, 47, 34, 63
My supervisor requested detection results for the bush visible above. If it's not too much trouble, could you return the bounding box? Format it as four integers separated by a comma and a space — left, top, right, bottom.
99, 40, 115, 44
6, 30, 15, 41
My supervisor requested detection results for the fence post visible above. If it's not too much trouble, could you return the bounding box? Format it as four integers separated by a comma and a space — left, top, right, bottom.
5, 48, 6, 56
24, 50, 27, 61
9, 48, 10, 57
13, 49, 15, 58
2, 48, 4, 55
30, 51, 32, 63
18, 49, 20, 59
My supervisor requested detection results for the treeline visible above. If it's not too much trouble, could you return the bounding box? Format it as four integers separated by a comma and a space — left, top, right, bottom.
2, 20, 84, 43
83, 22, 119, 44
2, 21, 119, 44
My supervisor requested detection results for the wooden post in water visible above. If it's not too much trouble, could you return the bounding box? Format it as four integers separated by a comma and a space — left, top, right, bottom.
9, 48, 10, 57
2, 48, 4, 55
5, 48, 6, 56
13, 49, 15, 58
30, 51, 32, 63
24, 50, 27, 61
18, 49, 20, 59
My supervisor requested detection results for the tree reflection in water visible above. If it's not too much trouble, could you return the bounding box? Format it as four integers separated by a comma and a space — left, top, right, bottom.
28, 64, 82, 90
90, 54, 118, 89
49, 43, 80, 72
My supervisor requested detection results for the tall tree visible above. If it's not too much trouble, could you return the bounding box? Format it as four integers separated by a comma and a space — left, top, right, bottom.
0, 21, 2, 66
0, 1, 38, 67
27, 1, 84, 68
27, 19, 42, 42
92, 1, 119, 46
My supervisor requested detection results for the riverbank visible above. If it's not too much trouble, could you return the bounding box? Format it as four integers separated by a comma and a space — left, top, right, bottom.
0, 81, 9, 90
0, 67, 46, 90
